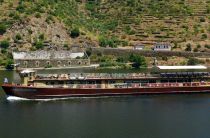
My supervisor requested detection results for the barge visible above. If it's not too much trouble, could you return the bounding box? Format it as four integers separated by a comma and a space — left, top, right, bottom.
2, 66, 210, 99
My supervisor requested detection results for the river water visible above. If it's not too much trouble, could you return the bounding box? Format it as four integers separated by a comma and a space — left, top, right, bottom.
1, 70, 210, 138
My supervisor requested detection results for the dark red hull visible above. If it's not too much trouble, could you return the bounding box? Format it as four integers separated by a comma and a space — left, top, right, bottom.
2, 84, 210, 99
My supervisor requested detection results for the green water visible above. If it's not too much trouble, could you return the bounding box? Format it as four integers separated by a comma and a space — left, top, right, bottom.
1, 70, 210, 138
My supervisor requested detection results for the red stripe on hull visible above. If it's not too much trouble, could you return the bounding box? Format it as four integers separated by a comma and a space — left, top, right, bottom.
2, 84, 210, 99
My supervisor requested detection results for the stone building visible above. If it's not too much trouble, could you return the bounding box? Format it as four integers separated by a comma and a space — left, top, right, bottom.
13, 50, 90, 69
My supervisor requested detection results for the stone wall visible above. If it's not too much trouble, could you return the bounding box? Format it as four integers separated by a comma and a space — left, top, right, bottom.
15, 59, 90, 68
91, 48, 210, 58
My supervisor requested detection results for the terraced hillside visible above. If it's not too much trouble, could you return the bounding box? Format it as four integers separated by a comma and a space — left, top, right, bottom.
0, 0, 210, 66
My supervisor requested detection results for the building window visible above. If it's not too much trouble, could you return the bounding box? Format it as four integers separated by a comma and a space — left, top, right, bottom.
47, 61, 50, 65
24, 61, 28, 68
35, 61, 40, 67
78, 61, 81, 65
68, 61, 71, 65
57, 61, 61, 66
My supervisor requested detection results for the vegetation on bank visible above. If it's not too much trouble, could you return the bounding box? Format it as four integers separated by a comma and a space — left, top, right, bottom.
0, 0, 209, 49
0, 0, 209, 67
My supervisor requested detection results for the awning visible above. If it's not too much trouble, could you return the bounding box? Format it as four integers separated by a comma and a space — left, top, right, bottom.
157, 65, 207, 70
20, 69, 35, 74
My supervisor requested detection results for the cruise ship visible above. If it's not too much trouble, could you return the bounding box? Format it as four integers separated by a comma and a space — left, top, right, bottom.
2, 66, 210, 99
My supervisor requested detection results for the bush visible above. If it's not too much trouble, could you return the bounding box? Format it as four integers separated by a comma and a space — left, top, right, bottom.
185, 43, 192, 51
99, 36, 117, 48
45, 64, 52, 68
187, 58, 201, 65
201, 34, 207, 40
70, 28, 80, 38
0, 24, 6, 35
196, 44, 201, 48
193, 48, 198, 52
35, 12, 41, 18
15, 33, 22, 40
0, 40, 9, 49
5, 59, 14, 70
200, 17, 206, 22
205, 44, 210, 49
34, 41, 44, 49
129, 54, 147, 69
86, 49, 92, 57
116, 57, 126, 63
46, 15, 53, 23
39, 33, 44, 40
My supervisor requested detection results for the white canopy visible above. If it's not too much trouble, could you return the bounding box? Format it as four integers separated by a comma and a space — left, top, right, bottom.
157, 65, 207, 70
20, 69, 35, 74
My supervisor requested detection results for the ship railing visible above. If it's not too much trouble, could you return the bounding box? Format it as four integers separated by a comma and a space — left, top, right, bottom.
77, 84, 101, 89
36, 73, 157, 80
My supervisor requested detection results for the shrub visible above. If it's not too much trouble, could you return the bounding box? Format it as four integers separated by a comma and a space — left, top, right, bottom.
193, 48, 198, 52
46, 15, 53, 23
116, 57, 126, 63
205, 44, 210, 49
201, 34, 207, 40
39, 33, 44, 40
63, 44, 68, 48
129, 54, 147, 68
86, 49, 92, 57
0, 40, 9, 49
200, 17, 206, 22
34, 41, 44, 49
70, 28, 80, 38
35, 12, 41, 18
5, 59, 14, 70
1, 49, 7, 54
185, 43, 192, 51
0, 24, 6, 35
16, 4, 25, 13
99, 36, 117, 48
187, 58, 201, 65
196, 44, 201, 48
15, 33, 22, 40
45, 64, 52, 68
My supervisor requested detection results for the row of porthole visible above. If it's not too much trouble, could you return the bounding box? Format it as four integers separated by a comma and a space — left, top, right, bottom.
23, 61, 88, 67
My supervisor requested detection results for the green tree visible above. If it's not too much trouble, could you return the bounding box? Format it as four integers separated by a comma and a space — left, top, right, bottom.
70, 28, 80, 38
5, 59, 14, 70
129, 54, 147, 68
0, 40, 9, 49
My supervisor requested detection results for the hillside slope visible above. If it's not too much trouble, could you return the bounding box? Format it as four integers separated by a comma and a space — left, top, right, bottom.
0, 0, 210, 65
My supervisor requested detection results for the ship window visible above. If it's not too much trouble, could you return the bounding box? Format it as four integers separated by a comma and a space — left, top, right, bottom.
109, 81, 115, 84
67, 81, 74, 84
59, 81, 64, 84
